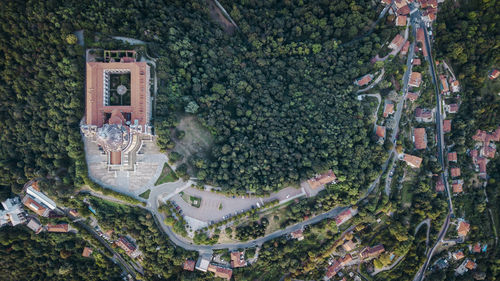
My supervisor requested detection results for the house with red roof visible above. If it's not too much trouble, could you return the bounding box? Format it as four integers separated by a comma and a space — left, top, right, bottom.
389, 34, 406, 51
290, 229, 304, 241
477, 157, 487, 179
401, 41, 410, 56
355, 74, 374, 87
335, 208, 353, 225
413, 128, 427, 149
452, 180, 463, 193
230, 251, 247, 268
457, 220, 470, 237
472, 243, 481, 253
397, 5, 411, 15
446, 103, 459, 114
307, 170, 337, 189
443, 119, 451, 133
396, 15, 407, 26
82, 247, 93, 258
435, 177, 445, 192
453, 251, 465, 260
472, 129, 487, 142
383, 102, 395, 118
448, 152, 457, 162
415, 107, 433, 122
450, 167, 461, 178
409, 72, 422, 87
183, 259, 196, 271
440, 75, 449, 94
47, 223, 69, 233
376, 125, 386, 140
481, 146, 496, 158
402, 154, 423, 168
412, 58, 421, 66
489, 69, 500, 80
407, 91, 419, 101
360, 244, 385, 260
208, 264, 232, 280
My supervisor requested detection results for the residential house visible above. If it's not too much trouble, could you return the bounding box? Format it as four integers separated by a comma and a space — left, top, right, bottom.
360, 244, 385, 260
477, 157, 487, 179
416, 28, 428, 56
456, 259, 475, 275
412, 58, 421, 66
69, 209, 79, 217
47, 223, 69, 233
395, 0, 407, 8
481, 145, 496, 158
413, 128, 427, 149
342, 240, 356, 252
435, 177, 445, 192
381, 0, 391, 5
452, 180, 463, 193
450, 79, 460, 92
489, 69, 500, 80
453, 251, 465, 260
82, 247, 93, 258
207, 264, 232, 280
325, 254, 352, 279
450, 167, 461, 178
446, 103, 459, 114
26, 218, 43, 234
25, 184, 56, 210
472, 243, 481, 253
472, 129, 487, 142
407, 92, 419, 101
355, 74, 374, 87
397, 5, 411, 15
230, 251, 247, 268
396, 15, 407, 26
307, 170, 337, 189
439, 75, 449, 94
196, 254, 212, 272
389, 34, 406, 50
335, 208, 353, 226
402, 154, 423, 168
383, 102, 395, 118
443, 119, 451, 133
401, 41, 410, 56
448, 152, 457, 162
409, 72, 422, 87
115, 236, 141, 258
376, 125, 386, 140
290, 229, 304, 241
465, 260, 477, 270
183, 259, 196, 271
457, 220, 470, 237
415, 108, 433, 122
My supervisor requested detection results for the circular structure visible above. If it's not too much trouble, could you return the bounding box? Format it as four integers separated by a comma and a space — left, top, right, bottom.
117, 85, 128, 95
96, 124, 130, 152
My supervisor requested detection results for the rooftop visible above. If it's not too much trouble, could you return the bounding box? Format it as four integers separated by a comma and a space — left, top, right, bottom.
413, 128, 427, 149
183, 259, 196, 271
443, 119, 452, 133
457, 221, 470, 237
409, 72, 422, 87
47, 223, 69, 233
376, 125, 386, 139
450, 167, 461, 178
307, 170, 337, 189
448, 152, 457, 162
383, 102, 395, 118
82, 247, 93, 258
403, 154, 423, 168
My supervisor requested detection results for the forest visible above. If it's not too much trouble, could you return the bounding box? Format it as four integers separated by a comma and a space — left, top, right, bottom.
0, 227, 122, 280
0, 0, 391, 199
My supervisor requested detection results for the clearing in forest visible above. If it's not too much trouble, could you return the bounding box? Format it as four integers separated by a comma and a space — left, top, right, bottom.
173, 115, 214, 161
206, 0, 236, 34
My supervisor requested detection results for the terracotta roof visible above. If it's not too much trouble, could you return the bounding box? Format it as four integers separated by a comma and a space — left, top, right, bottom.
389, 34, 406, 50
22, 196, 47, 217
360, 244, 385, 259
207, 264, 232, 280
407, 92, 419, 101
448, 152, 457, 162
355, 74, 373, 86
397, 5, 411, 15
470, 149, 478, 163
342, 240, 356, 252
230, 251, 247, 268
47, 224, 69, 233
335, 209, 352, 225
82, 247, 93, 257
450, 167, 461, 178
376, 125, 386, 139
396, 15, 407, 26
440, 75, 449, 93
412, 58, 421, 65
415, 107, 432, 119
447, 103, 459, 113
69, 209, 79, 217
472, 129, 487, 142
473, 243, 481, 253
435, 177, 445, 192
395, 0, 407, 8
490, 69, 500, 79
414, 128, 427, 149
183, 259, 195, 271
427, 0, 437, 8
453, 251, 464, 260
326, 260, 342, 278
85, 61, 151, 128
401, 41, 410, 56
482, 146, 496, 158
417, 28, 424, 43
477, 157, 487, 175
381, 0, 391, 4
457, 221, 470, 236
443, 119, 451, 133
409, 72, 422, 87
383, 103, 395, 117
307, 170, 337, 189
291, 229, 304, 240
403, 154, 423, 168
115, 237, 136, 254
491, 127, 500, 141
465, 260, 477, 270
452, 180, 463, 193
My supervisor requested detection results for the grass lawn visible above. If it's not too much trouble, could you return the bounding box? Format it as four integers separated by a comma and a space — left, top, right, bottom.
139, 189, 150, 200
180, 192, 202, 208
401, 183, 412, 207
155, 163, 178, 186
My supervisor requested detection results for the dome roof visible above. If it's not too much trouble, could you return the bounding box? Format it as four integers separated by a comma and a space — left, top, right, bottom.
96, 124, 129, 152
